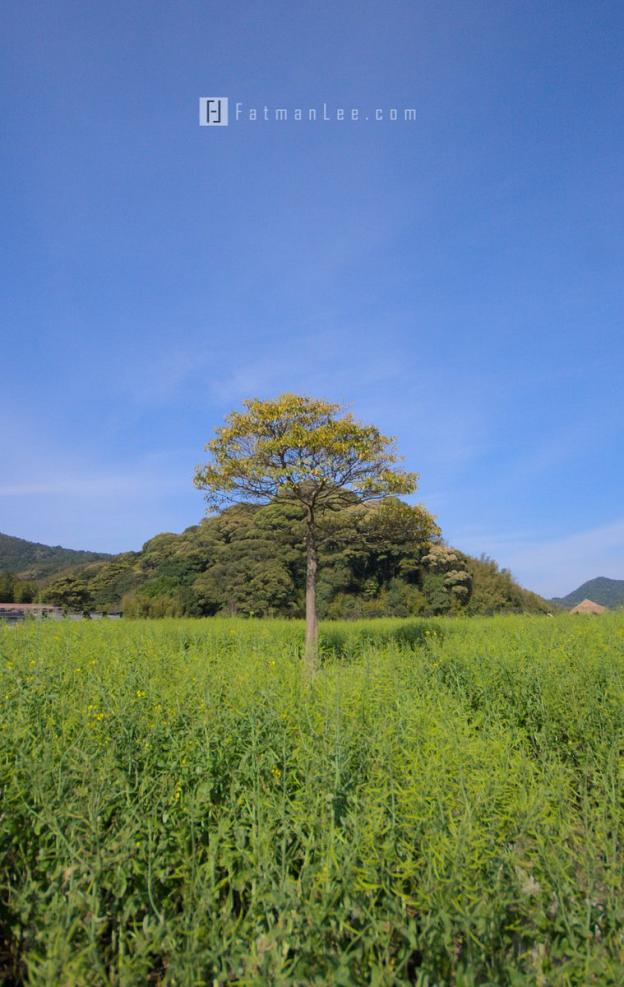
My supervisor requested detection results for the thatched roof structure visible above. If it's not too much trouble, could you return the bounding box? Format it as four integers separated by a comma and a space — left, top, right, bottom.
570, 598, 607, 615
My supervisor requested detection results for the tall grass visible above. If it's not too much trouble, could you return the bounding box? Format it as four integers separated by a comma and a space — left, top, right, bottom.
1, 614, 624, 984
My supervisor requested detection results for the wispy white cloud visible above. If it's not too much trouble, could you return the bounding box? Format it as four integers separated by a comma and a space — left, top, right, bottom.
455, 517, 624, 598
0, 465, 199, 554
0, 469, 185, 499
0, 416, 190, 501
0, 411, 197, 551
131, 349, 203, 403
211, 347, 401, 408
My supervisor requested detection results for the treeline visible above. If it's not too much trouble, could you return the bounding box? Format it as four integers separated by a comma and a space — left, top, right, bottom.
0, 573, 39, 604
41, 499, 550, 618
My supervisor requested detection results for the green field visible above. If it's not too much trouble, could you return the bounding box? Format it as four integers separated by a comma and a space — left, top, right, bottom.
2, 615, 624, 985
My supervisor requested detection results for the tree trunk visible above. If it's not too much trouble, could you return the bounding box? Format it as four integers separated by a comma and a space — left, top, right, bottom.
304, 518, 318, 673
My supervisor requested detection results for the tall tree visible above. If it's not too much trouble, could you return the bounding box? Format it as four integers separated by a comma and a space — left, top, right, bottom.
0, 572, 16, 603
194, 394, 417, 670
43, 575, 94, 616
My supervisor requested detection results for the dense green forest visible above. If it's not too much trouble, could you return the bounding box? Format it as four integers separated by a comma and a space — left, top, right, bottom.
30, 498, 549, 617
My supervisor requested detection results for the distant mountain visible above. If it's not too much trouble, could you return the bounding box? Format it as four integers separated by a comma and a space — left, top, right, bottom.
552, 577, 624, 610
0, 532, 111, 580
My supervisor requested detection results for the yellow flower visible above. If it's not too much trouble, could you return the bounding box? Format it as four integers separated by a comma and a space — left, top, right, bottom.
136, 689, 146, 699
271, 766, 282, 780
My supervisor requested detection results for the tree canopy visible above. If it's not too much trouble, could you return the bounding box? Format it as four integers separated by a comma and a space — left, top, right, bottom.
193, 394, 417, 512
194, 394, 418, 667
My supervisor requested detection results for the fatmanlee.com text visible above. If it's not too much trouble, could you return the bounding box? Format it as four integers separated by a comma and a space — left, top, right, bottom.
199, 98, 416, 126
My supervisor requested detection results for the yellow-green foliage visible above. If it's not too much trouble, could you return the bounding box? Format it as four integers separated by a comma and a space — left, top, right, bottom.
2, 614, 624, 984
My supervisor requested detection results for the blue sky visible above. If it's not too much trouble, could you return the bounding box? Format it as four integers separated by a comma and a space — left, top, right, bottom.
2, 1, 623, 596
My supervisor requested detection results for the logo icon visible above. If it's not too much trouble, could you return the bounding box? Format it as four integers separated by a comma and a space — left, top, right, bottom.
199, 97, 229, 127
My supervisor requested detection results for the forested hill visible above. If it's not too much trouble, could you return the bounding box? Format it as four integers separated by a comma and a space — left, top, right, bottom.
0, 532, 111, 579
40, 499, 551, 618
552, 576, 624, 610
